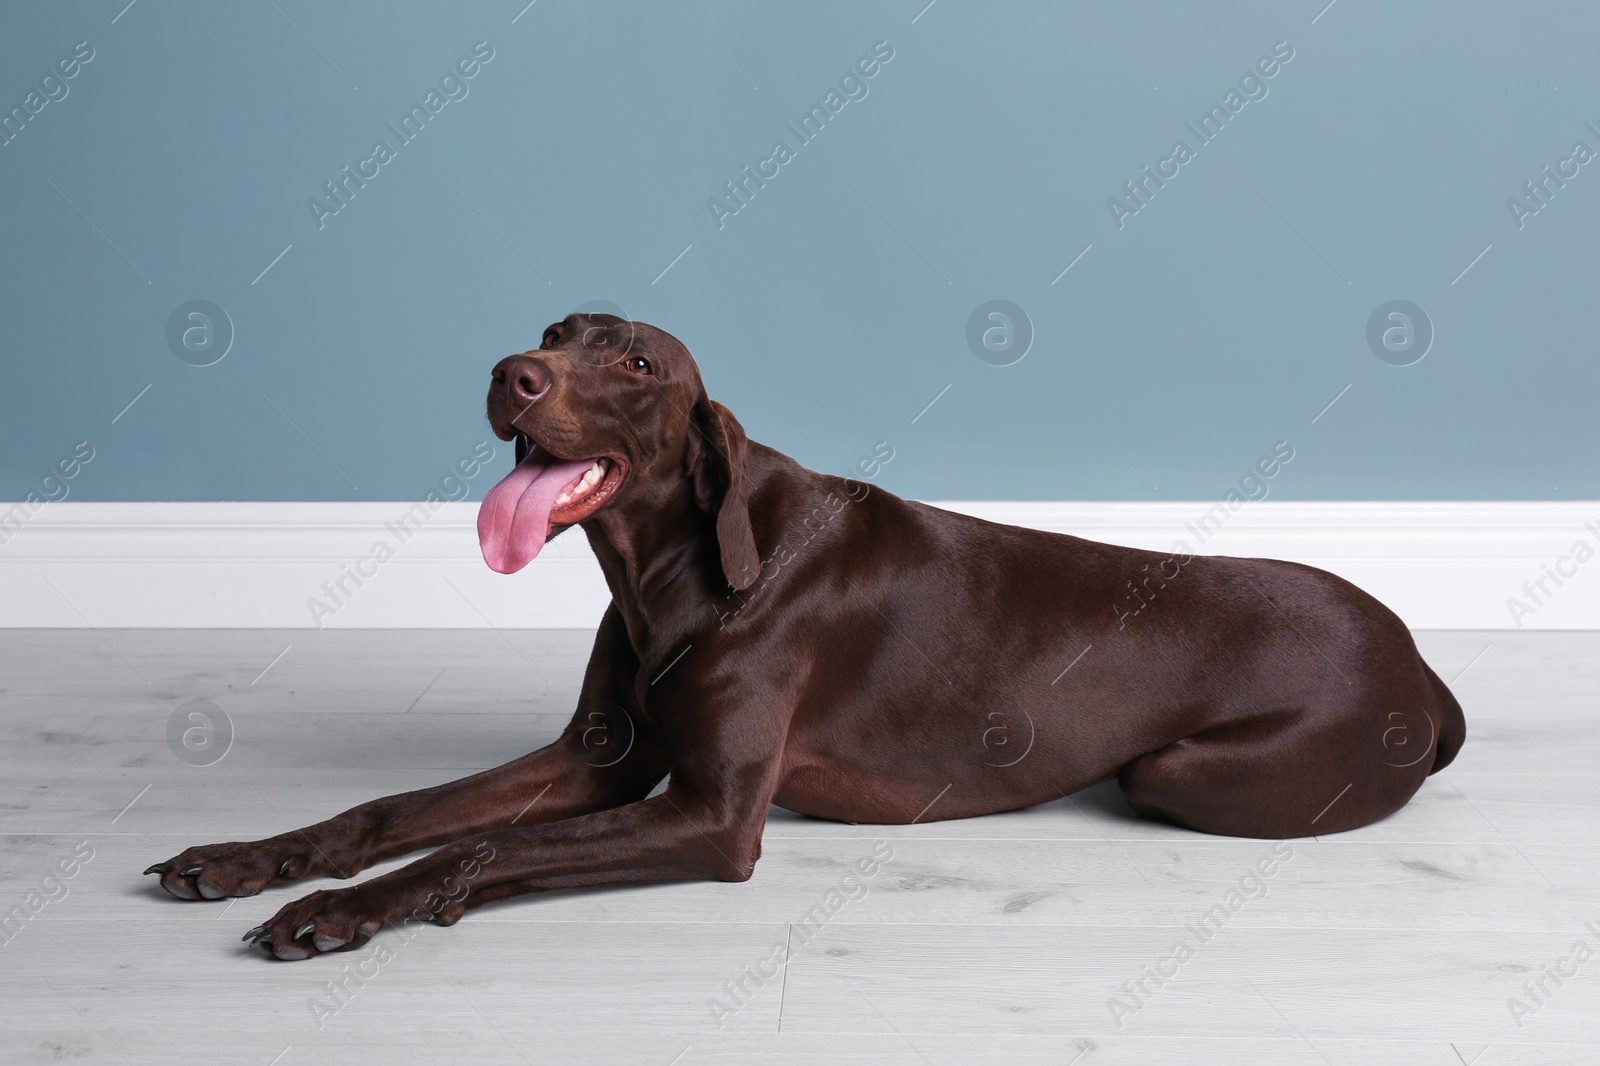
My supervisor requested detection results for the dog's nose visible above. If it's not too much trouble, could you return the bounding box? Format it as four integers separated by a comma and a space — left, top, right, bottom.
493, 355, 552, 407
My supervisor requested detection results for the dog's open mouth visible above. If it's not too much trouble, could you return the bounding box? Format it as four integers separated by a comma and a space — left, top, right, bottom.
477, 437, 625, 574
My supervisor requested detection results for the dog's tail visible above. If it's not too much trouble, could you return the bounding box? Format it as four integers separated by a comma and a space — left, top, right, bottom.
1424, 661, 1466, 775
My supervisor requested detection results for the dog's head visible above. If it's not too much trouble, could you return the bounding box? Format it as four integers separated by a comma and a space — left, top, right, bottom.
480, 313, 758, 590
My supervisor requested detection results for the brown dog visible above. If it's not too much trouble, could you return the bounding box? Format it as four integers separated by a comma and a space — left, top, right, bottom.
145, 314, 1465, 959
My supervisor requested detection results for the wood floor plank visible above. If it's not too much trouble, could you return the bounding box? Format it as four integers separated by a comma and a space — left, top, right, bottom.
6, 833, 1599, 934
11, 1028, 1591, 1066
772, 925, 1600, 1042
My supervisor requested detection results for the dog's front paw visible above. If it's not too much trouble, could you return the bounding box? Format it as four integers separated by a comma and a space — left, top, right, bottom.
142, 837, 350, 901
242, 876, 460, 961
241, 886, 387, 960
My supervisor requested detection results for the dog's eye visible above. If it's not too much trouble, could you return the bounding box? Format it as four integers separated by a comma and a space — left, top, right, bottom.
540, 332, 557, 350
624, 356, 652, 375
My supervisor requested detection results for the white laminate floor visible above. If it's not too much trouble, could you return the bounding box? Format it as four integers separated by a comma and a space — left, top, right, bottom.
1, 629, 1596, 1065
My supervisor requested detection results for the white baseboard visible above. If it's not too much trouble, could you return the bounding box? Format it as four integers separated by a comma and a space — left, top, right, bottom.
0, 501, 1595, 629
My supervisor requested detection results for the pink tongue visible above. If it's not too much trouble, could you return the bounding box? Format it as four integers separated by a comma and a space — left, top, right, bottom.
477, 448, 596, 574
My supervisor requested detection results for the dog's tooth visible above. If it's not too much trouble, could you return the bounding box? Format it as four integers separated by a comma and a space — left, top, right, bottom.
554, 462, 605, 510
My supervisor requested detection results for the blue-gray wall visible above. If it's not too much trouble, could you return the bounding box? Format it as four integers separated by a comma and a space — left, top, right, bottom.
2, 1, 1592, 502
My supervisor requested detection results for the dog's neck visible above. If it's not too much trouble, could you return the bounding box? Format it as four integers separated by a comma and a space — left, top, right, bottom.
580, 481, 725, 654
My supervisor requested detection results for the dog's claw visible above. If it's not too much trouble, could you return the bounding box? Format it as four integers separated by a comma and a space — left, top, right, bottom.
294, 921, 316, 940
143, 862, 172, 876
179, 864, 202, 876
278, 858, 294, 877
242, 925, 268, 944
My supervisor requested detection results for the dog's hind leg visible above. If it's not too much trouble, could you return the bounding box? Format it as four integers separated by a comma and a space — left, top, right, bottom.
1116, 697, 1444, 839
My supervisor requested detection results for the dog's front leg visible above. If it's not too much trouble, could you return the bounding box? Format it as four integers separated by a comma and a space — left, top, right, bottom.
145, 712, 666, 901
243, 781, 771, 959
237, 633, 792, 958
147, 608, 667, 901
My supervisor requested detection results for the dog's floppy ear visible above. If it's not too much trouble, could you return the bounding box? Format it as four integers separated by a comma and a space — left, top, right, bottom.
688, 398, 759, 591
